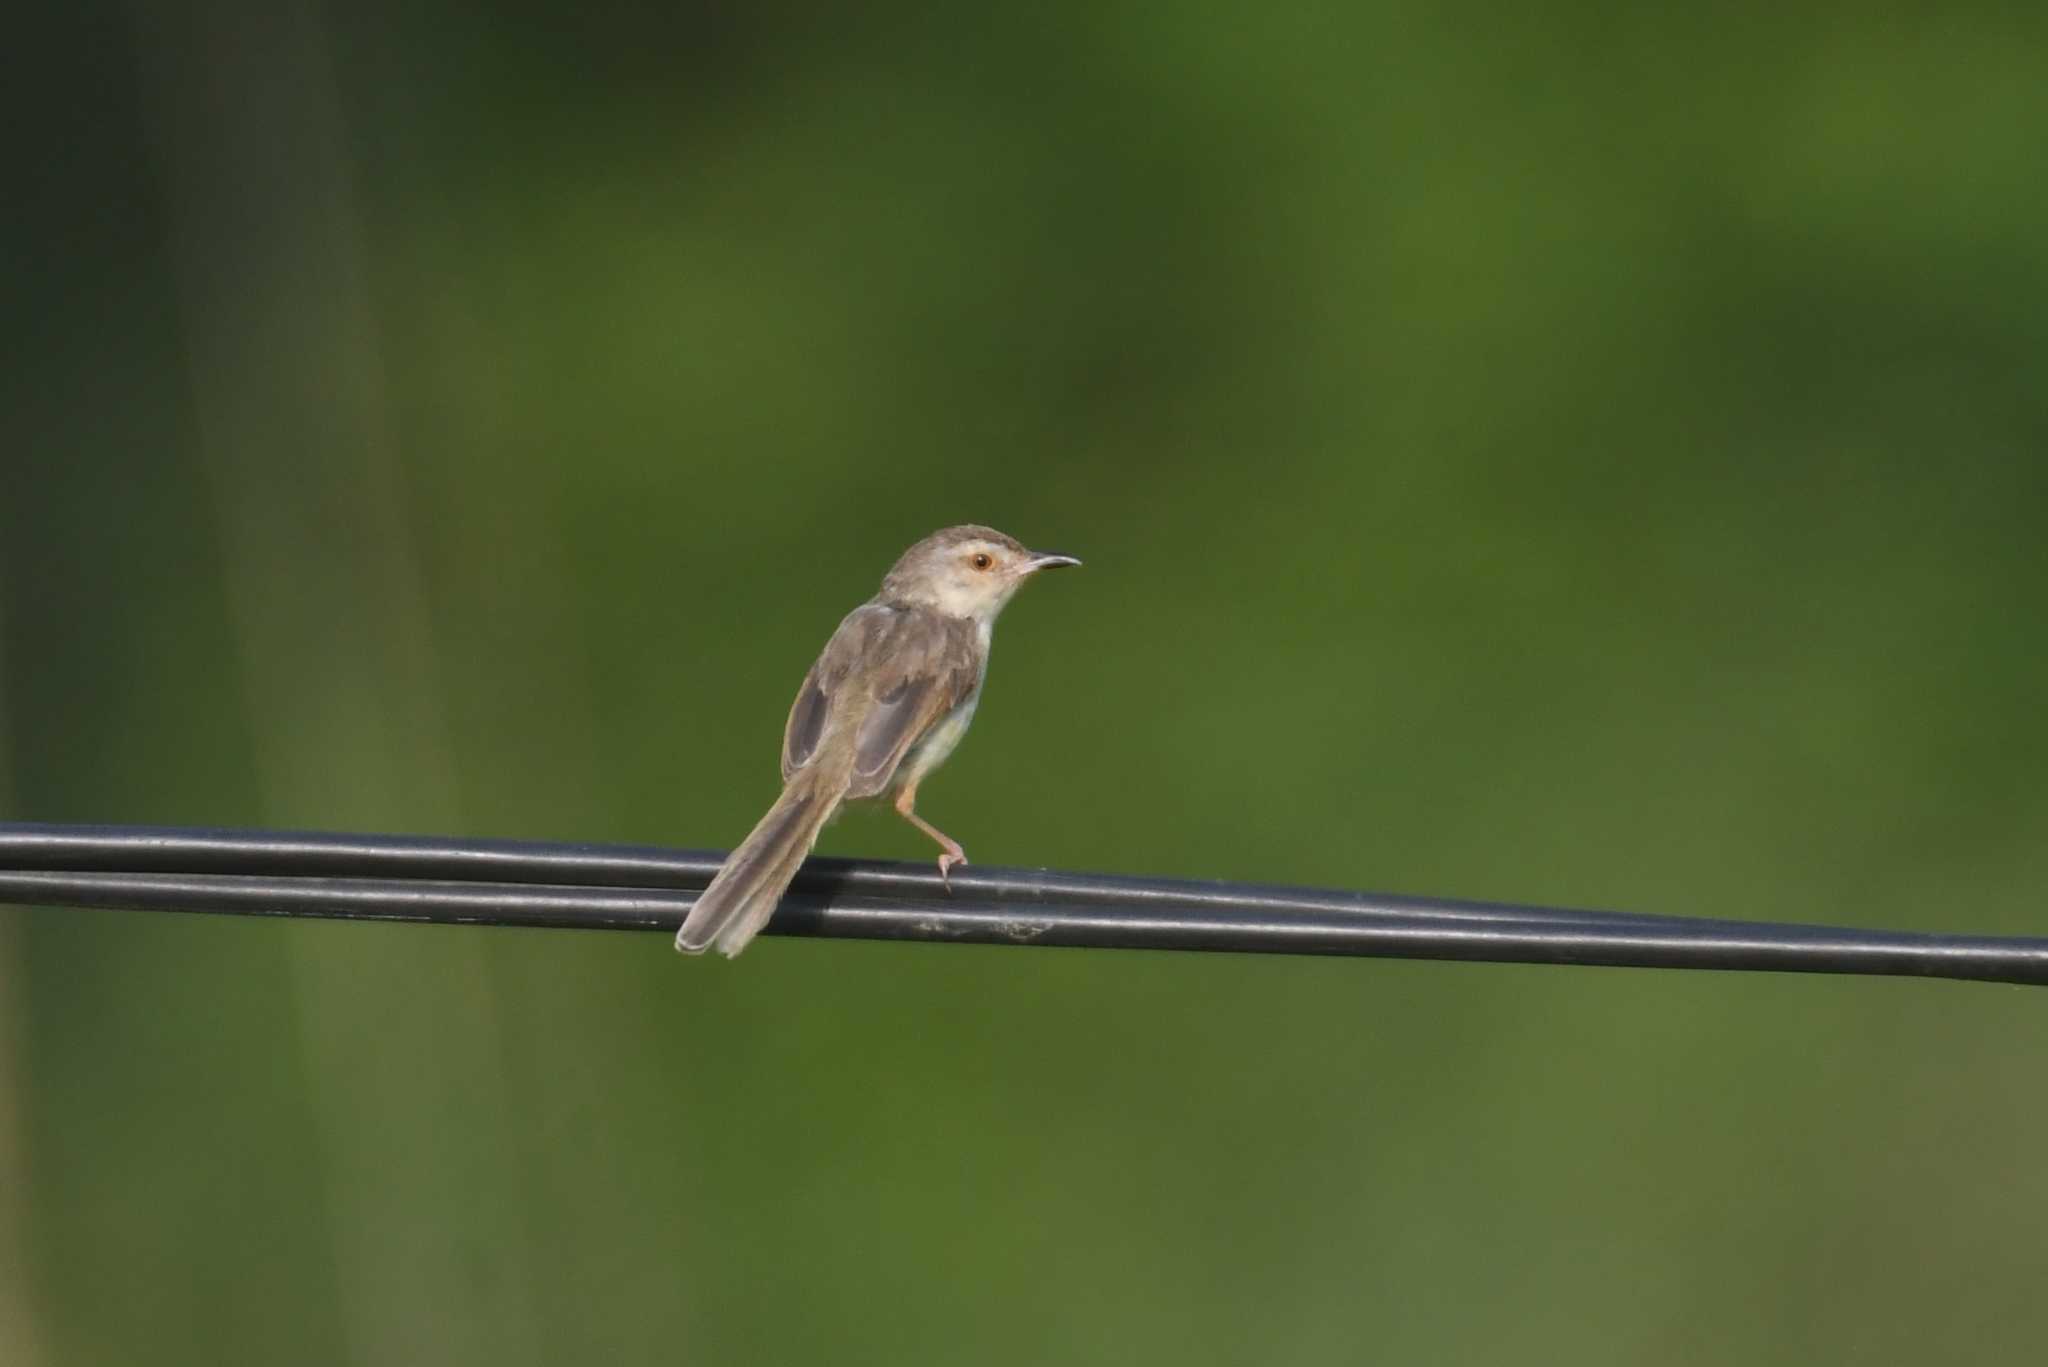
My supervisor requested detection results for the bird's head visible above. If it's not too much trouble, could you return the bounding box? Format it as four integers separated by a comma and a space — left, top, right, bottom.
880, 525, 1081, 621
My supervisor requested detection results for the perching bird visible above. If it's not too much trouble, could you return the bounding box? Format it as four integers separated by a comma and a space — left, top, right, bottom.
675, 525, 1081, 957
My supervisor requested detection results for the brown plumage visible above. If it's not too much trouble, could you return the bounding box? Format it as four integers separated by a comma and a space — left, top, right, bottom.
675, 525, 1080, 957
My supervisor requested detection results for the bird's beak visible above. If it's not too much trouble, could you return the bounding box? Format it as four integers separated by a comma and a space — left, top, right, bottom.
1024, 550, 1082, 573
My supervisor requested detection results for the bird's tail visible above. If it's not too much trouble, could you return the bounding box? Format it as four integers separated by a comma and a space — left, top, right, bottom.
675, 763, 847, 958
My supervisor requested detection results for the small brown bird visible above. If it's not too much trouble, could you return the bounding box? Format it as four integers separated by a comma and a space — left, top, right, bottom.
675, 525, 1081, 957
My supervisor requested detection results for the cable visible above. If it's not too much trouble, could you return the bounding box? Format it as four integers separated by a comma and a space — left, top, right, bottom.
0, 822, 1792, 928
0, 822, 2041, 985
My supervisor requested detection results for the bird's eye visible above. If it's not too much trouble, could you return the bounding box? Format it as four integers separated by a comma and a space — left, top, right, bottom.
969, 552, 994, 571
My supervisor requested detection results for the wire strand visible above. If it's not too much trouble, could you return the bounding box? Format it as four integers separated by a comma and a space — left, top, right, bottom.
0, 822, 1823, 929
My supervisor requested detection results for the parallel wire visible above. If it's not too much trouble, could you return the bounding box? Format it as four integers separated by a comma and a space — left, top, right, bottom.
1, 822, 2042, 985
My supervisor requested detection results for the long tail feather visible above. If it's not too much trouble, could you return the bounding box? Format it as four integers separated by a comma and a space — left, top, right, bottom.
675, 768, 845, 957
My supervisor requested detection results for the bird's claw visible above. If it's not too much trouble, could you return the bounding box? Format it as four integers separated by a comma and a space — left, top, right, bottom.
937, 848, 969, 888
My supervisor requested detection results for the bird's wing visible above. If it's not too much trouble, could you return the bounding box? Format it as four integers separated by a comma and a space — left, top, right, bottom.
781, 604, 980, 796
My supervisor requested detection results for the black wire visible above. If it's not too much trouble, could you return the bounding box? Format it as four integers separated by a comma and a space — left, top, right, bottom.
1, 822, 2043, 985
1, 868, 2042, 983
0, 821, 1803, 929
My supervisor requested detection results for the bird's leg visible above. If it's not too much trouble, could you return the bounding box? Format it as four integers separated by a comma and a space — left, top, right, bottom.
893, 781, 968, 885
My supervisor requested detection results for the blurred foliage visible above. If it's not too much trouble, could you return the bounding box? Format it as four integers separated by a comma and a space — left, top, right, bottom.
4, 2, 2047, 1363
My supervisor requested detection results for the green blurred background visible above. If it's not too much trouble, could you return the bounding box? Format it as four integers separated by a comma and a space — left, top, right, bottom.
5, 2, 2047, 1362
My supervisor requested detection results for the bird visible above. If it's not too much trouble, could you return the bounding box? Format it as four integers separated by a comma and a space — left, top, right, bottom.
675, 525, 1081, 957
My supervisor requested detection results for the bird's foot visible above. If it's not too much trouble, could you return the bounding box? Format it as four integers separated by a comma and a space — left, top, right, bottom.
937, 844, 969, 888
